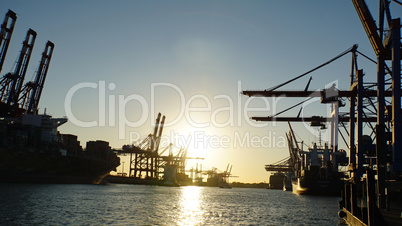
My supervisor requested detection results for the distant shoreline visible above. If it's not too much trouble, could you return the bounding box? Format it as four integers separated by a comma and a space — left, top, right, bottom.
230, 182, 268, 188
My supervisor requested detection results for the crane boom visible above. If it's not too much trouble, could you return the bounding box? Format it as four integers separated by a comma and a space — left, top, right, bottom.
252, 116, 377, 123
351, 0, 385, 55
156, 115, 165, 152
0, 10, 17, 74
6, 29, 36, 107
26, 41, 54, 114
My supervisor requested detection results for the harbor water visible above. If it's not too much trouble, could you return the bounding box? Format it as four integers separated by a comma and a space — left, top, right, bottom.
0, 183, 342, 225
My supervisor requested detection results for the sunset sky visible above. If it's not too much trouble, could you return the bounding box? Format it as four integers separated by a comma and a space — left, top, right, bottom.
1, 1, 400, 182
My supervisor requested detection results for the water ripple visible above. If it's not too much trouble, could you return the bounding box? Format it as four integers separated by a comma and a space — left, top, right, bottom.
0, 183, 342, 225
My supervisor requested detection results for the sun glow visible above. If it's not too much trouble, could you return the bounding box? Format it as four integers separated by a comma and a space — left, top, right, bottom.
178, 127, 211, 159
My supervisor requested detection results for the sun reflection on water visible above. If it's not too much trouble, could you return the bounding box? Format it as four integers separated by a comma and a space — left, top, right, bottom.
177, 186, 204, 225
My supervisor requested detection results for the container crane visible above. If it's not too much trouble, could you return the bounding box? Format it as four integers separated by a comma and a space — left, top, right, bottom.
351, 0, 385, 56
0, 29, 36, 117
6, 29, 36, 108
338, 1, 401, 224
18, 41, 54, 114
0, 10, 17, 74
243, 0, 401, 223
119, 113, 166, 179
222, 164, 237, 184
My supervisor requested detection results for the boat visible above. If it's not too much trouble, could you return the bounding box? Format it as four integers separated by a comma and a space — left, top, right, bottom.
0, 10, 120, 184
0, 114, 120, 184
219, 182, 232, 189
206, 164, 235, 188
286, 124, 348, 196
268, 172, 286, 189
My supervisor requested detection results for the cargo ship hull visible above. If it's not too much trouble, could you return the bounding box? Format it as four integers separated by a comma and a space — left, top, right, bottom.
0, 148, 119, 184
268, 172, 286, 189
292, 177, 341, 196
0, 170, 108, 184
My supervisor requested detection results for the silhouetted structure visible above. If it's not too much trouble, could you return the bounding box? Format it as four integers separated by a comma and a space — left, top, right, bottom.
243, 0, 401, 223
117, 113, 203, 185
0, 10, 120, 184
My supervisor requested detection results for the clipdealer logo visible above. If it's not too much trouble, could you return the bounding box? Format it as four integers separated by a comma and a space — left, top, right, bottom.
64, 80, 334, 149
129, 130, 287, 150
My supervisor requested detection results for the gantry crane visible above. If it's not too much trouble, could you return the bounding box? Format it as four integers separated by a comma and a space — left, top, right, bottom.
188, 163, 204, 184
203, 164, 237, 186
243, 0, 401, 223
242, 46, 382, 153
0, 29, 36, 117
348, 0, 400, 222
221, 164, 237, 184
18, 41, 54, 114
0, 10, 17, 74
118, 113, 203, 182
120, 112, 168, 179
120, 112, 165, 179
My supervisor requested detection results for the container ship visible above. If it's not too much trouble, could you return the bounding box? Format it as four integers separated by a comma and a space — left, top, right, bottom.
0, 10, 119, 184
286, 125, 348, 196
265, 123, 348, 195
0, 114, 120, 184
267, 172, 286, 190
